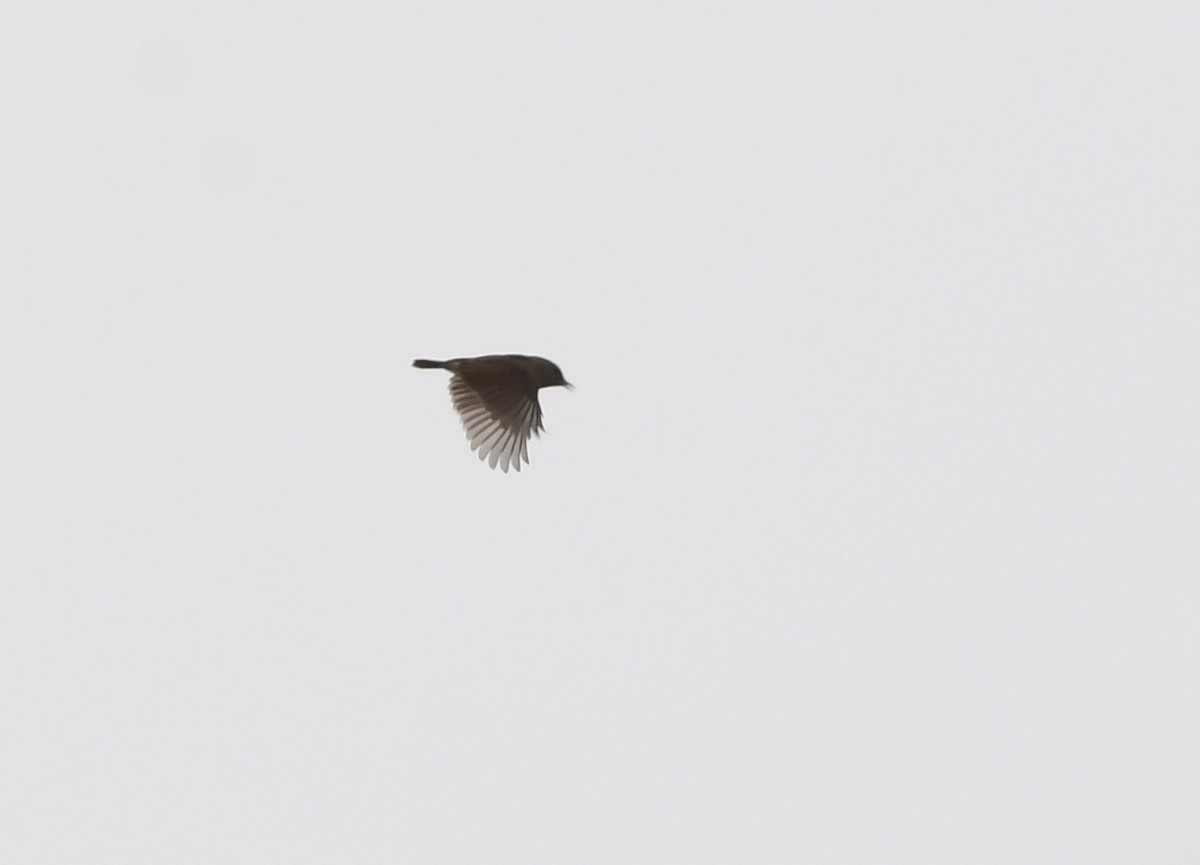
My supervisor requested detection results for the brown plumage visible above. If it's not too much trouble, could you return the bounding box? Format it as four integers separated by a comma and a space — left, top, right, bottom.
413, 355, 572, 472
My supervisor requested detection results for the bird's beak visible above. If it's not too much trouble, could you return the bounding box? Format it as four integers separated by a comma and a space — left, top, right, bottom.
564, 381, 574, 391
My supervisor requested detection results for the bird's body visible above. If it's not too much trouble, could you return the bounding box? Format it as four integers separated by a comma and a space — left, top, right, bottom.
413, 354, 571, 472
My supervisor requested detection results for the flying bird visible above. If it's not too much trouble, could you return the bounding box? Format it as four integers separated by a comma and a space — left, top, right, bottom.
413, 354, 572, 472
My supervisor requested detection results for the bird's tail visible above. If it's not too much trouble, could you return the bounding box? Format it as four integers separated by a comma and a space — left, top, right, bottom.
412, 359, 450, 369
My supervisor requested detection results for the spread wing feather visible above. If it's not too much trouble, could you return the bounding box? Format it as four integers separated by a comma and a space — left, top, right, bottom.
449, 376, 543, 473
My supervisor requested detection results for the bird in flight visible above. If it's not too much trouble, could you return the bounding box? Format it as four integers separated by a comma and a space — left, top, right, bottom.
413, 354, 572, 472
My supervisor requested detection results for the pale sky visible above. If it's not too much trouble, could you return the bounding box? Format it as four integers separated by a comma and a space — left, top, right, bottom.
3, 2, 1197, 862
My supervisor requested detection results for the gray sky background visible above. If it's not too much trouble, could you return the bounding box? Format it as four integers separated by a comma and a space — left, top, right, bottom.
3, 2, 1197, 862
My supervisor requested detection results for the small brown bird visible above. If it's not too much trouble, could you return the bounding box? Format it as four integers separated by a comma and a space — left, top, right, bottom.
413, 354, 572, 472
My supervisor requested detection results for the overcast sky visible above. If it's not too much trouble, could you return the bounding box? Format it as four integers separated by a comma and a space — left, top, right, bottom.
3, 2, 1197, 862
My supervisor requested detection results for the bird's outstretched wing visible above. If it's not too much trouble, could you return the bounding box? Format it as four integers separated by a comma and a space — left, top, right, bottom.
448, 368, 544, 473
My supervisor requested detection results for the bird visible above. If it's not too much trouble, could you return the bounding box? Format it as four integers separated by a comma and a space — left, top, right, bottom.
413, 354, 572, 472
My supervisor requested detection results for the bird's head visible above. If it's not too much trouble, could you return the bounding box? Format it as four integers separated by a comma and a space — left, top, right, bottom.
527, 357, 573, 390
